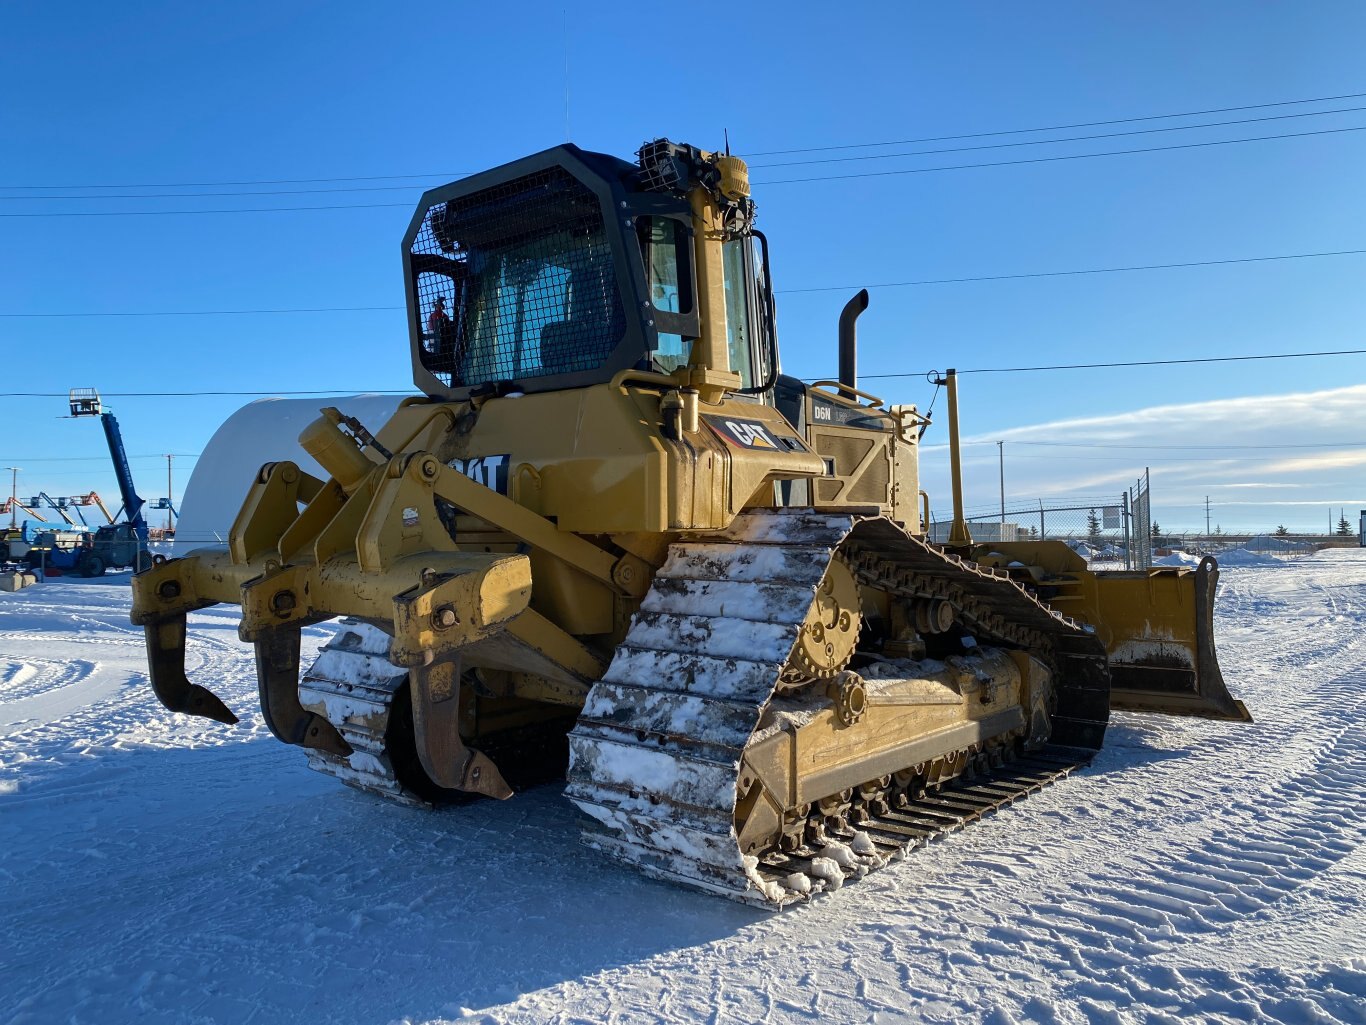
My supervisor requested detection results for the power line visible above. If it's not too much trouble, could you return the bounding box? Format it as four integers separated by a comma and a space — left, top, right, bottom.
6, 348, 1366, 402
745, 89, 1366, 156
757, 124, 1366, 186
7, 88, 1359, 191
7, 126, 1365, 219
0, 454, 200, 462
3, 183, 441, 201
749, 104, 1366, 169
1007, 440, 1366, 451
7, 103, 1361, 203
0, 390, 411, 398
0, 305, 404, 319
776, 247, 1366, 295
6, 246, 1364, 318
0, 202, 412, 219
0, 171, 467, 191
890, 348, 1366, 380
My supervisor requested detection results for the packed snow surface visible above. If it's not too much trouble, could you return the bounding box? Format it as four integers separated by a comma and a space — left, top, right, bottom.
1216, 547, 1291, 567
3, 553, 1365, 1024
1153, 551, 1203, 567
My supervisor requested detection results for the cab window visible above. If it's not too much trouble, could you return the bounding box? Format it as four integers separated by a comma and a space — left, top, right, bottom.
722, 237, 756, 389
640, 217, 691, 373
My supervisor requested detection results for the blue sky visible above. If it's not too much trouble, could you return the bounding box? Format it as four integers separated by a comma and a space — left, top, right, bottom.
4, 1, 1366, 532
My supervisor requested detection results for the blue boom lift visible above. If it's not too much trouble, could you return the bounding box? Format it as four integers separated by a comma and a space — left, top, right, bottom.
67, 388, 152, 575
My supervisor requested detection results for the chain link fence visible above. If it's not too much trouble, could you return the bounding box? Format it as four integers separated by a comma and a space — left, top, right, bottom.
928, 471, 1153, 570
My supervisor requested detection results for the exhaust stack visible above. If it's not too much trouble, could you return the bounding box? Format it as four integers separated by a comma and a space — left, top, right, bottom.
838, 289, 870, 390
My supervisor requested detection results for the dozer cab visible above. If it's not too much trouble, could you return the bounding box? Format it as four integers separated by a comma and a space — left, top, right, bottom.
131, 139, 1248, 905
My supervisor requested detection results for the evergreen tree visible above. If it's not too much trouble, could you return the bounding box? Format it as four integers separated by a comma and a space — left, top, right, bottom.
1274, 524, 1290, 537
1336, 515, 1352, 536
1150, 521, 1161, 539
1087, 508, 1102, 544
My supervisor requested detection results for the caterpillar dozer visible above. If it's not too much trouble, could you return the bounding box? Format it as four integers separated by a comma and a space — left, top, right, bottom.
131, 139, 1249, 906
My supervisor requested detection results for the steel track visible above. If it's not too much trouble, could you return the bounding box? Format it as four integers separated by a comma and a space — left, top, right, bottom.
750, 745, 1095, 899
565, 508, 1111, 907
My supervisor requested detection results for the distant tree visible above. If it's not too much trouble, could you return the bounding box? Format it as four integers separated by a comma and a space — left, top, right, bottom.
1029, 525, 1039, 538
1150, 521, 1161, 539
1214, 524, 1223, 536
1336, 515, 1353, 536
1274, 524, 1290, 537
1087, 508, 1103, 544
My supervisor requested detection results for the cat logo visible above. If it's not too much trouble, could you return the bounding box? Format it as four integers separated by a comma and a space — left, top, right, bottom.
703, 415, 792, 450
449, 454, 510, 495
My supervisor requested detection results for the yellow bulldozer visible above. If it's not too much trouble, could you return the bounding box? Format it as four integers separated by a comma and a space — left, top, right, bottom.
131, 139, 1249, 905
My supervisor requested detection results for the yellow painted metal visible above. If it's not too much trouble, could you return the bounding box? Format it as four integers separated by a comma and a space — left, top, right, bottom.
714, 154, 751, 202
889, 405, 924, 531
977, 540, 1251, 722
735, 649, 1038, 852
790, 559, 862, 680
130, 362, 828, 728
685, 184, 742, 401
428, 383, 822, 532
943, 370, 973, 548
298, 411, 378, 491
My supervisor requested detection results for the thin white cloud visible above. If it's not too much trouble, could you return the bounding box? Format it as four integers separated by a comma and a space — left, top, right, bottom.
919, 382, 1366, 531
1205, 482, 1313, 489
1260, 450, 1366, 474
966, 383, 1366, 446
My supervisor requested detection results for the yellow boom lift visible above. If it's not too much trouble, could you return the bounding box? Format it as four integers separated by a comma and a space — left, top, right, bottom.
131, 140, 1249, 905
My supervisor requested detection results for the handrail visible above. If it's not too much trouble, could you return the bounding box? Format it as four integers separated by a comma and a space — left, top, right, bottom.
610, 369, 679, 393
809, 380, 885, 408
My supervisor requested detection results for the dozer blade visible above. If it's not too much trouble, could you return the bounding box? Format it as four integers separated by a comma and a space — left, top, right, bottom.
1092, 557, 1251, 722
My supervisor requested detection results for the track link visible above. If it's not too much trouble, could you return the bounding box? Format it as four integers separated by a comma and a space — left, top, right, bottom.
299, 622, 425, 806
751, 745, 1094, 899
565, 508, 1110, 907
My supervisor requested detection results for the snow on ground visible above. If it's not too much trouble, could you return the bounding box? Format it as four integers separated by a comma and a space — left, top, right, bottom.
2, 554, 1364, 1024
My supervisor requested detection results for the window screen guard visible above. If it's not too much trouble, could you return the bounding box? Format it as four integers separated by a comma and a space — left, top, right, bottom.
411, 167, 627, 388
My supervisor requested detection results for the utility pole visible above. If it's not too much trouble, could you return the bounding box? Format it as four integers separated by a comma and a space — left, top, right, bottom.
1205, 495, 1211, 536
998, 441, 1005, 540
5, 468, 18, 527
165, 454, 174, 532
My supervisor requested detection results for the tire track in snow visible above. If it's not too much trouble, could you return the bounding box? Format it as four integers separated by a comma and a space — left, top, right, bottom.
0, 658, 105, 736
961, 558, 1366, 1022
0, 583, 340, 803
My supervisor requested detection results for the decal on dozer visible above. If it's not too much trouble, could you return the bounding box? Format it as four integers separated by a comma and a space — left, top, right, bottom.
450, 455, 510, 495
